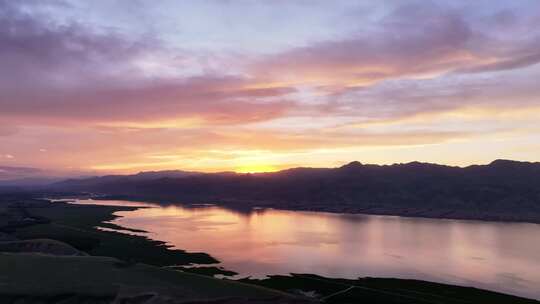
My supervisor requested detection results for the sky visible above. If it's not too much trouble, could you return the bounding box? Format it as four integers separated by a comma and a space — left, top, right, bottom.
1, 0, 540, 176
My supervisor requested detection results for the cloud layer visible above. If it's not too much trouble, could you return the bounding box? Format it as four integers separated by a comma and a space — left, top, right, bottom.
1, 0, 539, 173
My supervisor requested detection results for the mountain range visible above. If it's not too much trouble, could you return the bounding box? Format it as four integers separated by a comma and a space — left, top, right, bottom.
50, 159, 540, 223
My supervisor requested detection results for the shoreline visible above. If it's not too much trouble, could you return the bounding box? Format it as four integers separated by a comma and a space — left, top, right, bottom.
12, 198, 220, 266
94, 194, 540, 225
5, 195, 539, 302
80, 196, 540, 301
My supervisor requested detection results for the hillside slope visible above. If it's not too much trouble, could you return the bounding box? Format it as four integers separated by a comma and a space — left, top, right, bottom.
52, 160, 540, 222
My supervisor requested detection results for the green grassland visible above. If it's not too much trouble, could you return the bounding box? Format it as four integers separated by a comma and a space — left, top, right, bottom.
240, 274, 539, 304
12, 201, 218, 265
0, 253, 300, 303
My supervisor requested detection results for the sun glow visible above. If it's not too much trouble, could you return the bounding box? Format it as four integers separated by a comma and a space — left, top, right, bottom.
235, 164, 278, 173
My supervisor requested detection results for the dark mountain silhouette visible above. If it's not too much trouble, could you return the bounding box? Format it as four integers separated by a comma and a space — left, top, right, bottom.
0, 166, 43, 181
51, 160, 540, 222
0, 166, 78, 189
55, 169, 201, 190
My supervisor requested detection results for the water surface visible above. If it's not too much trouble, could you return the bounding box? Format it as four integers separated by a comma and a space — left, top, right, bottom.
69, 199, 540, 299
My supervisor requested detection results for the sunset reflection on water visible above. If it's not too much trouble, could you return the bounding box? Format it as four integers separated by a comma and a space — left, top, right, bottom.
70, 199, 540, 300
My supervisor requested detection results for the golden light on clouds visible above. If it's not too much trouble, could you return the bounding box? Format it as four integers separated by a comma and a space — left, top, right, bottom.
235, 163, 278, 173
2, 1, 540, 176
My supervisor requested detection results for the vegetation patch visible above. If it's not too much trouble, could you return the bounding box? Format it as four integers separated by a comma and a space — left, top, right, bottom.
0, 253, 298, 303
239, 274, 540, 304
171, 266, 239, 277
10, 200, 218, 266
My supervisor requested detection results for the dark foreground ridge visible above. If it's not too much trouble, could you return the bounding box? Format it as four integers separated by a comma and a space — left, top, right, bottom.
52, 159, 540, 223
240, 274, 540, 304
1, 195, 538, 303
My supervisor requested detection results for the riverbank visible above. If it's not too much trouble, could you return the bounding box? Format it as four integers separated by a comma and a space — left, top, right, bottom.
0, 197, 309, 303
96, 194, 540, 224
240, 274, 540, 304
51, 159, 540, 224
1, 196, 539, 303
3, 198, 217, 266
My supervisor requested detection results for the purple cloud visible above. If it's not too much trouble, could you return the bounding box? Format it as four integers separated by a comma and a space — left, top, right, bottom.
253, 3, 540, 88
0, 1, 297, 126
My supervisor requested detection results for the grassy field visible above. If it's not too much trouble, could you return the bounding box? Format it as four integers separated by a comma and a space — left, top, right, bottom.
12, 201, 218, 265
240, 274, 539, 304
0, 253, 300, 303
0, 238, 85, 255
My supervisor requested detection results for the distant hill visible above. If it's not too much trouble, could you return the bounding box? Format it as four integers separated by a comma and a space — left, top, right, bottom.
52, 169, 201, 190
51, 160, 540, 223
0, 166, 43, 181
0, 166, 77, 189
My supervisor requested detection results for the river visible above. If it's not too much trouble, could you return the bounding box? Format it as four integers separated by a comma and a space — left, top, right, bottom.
67, 198, 540, 300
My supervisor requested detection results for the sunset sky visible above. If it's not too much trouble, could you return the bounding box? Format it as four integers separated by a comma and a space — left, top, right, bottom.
1, 0, 540, 176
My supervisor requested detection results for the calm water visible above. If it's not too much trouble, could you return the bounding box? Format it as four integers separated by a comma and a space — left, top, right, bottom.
70, 199, 540, 299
